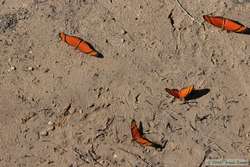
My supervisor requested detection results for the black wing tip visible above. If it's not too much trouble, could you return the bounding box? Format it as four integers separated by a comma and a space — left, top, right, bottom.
152, 140, 168, 150
95, 52, 104, 58
240, 27, 250, 35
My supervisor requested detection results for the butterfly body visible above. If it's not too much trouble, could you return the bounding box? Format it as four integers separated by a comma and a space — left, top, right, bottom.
59, 32, 103, 58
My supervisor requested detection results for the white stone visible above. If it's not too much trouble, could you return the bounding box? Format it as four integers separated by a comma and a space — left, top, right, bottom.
28, 67, 33, 71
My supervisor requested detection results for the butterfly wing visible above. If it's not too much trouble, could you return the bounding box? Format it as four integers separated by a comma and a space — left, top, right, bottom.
78, 41, 95, 54
223, 19, 247, 32
179, 85, 194, 98
61, 33, 82, 48
131, 120, 156, 147
203, 15, 247, 33
78, 41, 104, 58
203, 15, 224, 28
131, 119, 142, 140
165, 88, 180, 98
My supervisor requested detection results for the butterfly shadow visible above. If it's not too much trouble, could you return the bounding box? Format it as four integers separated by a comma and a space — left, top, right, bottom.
185, 88, 210, 101
139, 121, 144, 135
139, 121, 166, 150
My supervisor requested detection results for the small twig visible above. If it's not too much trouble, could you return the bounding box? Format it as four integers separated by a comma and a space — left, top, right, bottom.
98, 117, 115, 132
88, 145, 103, 167
158, 99, 169, 112
174, 0, 203, 25
168, 9, 176, 30
198, 148, 211, 167
195, 114, 210, 122
145, 100, 153, 106
118, 147, 153, 167
160, 140, 168, 150
63, 103, 72, 116
189, 121, 197, 131
181, 100, 198, 105
95, 116, 115, 139
114, 127, 121, 143
21, 112, 37, 124
73, 148, 90, 164
169, 114, 178, 121
238, 124, 245, 137
73, 146, 103, 167
154, 70, 167, 80
166, 122, 174, 132
213, 142, 227, 153
135, 93, 141, 103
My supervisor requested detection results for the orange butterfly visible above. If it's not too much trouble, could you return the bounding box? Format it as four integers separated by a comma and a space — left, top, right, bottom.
165, 85, 194, 100
59, 32, 103, 58
203, 15, 248, 33
131, 119, 162, 148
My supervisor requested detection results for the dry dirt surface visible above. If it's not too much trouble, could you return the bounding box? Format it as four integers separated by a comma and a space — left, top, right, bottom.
0, 0, 250, 167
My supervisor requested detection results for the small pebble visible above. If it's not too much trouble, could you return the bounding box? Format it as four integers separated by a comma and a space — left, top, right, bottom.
48, 121, 54, 125
69, 107, 76, 114
47, 126, 55, 132
113, 154, 118, 158
246, 132, 249, 138
121, 29, 127, 35
121, 38, 125, 43
40, 130, 48, 136
28, 67, 33, 71
169, 142, 179, 151
44, 68, 50, 73
8, 66, 16, 72
79, 109, 83, 114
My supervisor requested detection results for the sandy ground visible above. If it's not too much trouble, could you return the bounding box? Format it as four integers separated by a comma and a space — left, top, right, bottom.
0, 0, 250, 167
